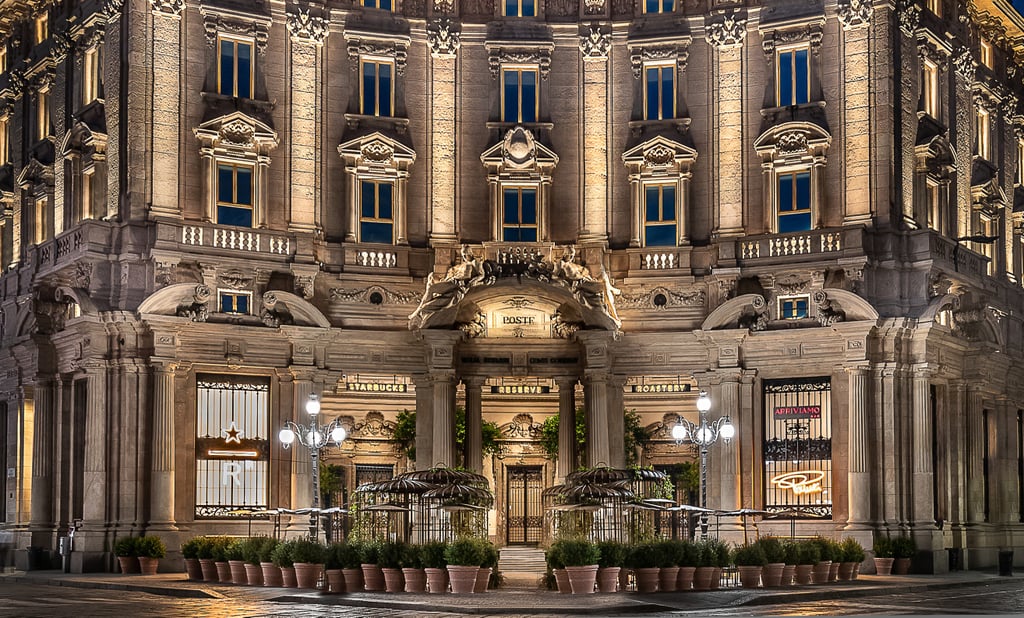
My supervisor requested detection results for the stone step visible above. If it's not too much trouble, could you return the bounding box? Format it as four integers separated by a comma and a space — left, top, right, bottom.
498, 546, 547, 573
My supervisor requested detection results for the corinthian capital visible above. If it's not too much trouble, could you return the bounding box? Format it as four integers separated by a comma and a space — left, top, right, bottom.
837, 0, 873, 30
150, 0, 185, 17
287, 7, 329, 44
428, 17, 460, 58
706, 10, 747, 49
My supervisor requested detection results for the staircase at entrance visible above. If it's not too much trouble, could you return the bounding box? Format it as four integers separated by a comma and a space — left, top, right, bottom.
498, 546, 547, 588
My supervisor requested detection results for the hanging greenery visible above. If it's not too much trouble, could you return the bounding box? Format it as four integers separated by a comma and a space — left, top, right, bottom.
622, 408, 651, 466
538, 406, 586, 467
319, 463, 345, 505
393, 409, 416, 460
391, 407, 501, 465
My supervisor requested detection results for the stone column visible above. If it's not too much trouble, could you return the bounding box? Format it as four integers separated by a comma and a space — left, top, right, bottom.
718, 375, 740, 516
911, 366, 935, 526
846, 365, 871, 528
965, 387, 985, 524
707, 10, 747, 238
285, 8, 327, 233
579, 24, 610, 243
583, 372, 610, 468
149, 362, 176, 528
427, 18, 459, 245
463, 377, 484, 473
607, 375, 626, 469
291, 377, 314, 509
556, 377, 577, 482
413, 375, 434, 470
147, 0, 184, 219
838, 3, 873, 224
30, 378, 55, 547
432, 372, 457, 468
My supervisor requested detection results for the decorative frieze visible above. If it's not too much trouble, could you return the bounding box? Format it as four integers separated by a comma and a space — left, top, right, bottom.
898, 0, 920, 38
629, 44, 684, 79
286, 8, 329, 45
762, 26, 823, 58
488, 46, 554, 80
706, 11, 747, 49
348, 38, 410, 76
427, 17, 460, 58
953, 47, 976, 82
583, 0, 605, 15
202, 10, 272, 55
837, 0, 873, 30
579, 24, 610, 61
330, 286, 420, 304
150, 0, 185, 17
104, 0, 126, 21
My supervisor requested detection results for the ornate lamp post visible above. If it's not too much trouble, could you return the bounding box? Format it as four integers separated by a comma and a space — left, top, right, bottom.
279, 393, 347, 539
672, 390, 735, 536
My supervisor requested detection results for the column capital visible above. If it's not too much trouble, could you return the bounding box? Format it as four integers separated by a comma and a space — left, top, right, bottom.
554, 375, 579, 389
461, 375, 486, 388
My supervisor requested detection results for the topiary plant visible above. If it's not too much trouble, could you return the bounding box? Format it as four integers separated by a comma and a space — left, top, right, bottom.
798, 541, 821, 565
136, 536, 166, 559
626, 542, 658, 569
258, 538, 280, 564
289, 538, 326, 564
359, 541, 381, 565
445, 537, 485, 567
210, 537, 231, 562
113, 536, 139, 558
810, 536, 836, 562
181, 537, 204, 560
336, 543, 363, 569
480, 540, 499, 569
873, 536, 894, 558
652, 539, 676, 569
596, 541, 627, 569
757, 536, 786, 564
194, 536, 215, 560
241, 537, 267, 565
552, 539, 600, 567
678, 540, 700, 568
840, 537, 866, 563
225, 539, 245, 562
783, 541, 801, 565
893, 536, 917, 559
378, 541, 406, 569
400, 543, 422, 569
732, 543, 768, 567
271, 540, 294, 568
420, 542, 448, 569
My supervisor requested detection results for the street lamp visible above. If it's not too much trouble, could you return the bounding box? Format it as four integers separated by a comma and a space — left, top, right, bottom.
279, 393, 347, 539
672, 390, 735, 536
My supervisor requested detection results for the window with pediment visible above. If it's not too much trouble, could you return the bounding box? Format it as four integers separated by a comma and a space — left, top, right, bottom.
82, 41, 104, 107
17, 159, 54, 248
502, 66, 538, 123
914, 132, 955, 233
628, 43, 688, 128
481, 126, 558, 243
487, 44, 553, 127
762, 25, 823, 111
975, 106, 991, 161
754, 124, 831, 234
622, 136, 697, 247
971, 175, 1006, 276
60, 119, 109, 224
643, 61, 675, 121
339, 133, 416, 245
201, 8, 270, 105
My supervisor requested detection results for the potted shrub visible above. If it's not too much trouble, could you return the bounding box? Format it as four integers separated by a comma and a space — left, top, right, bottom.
545, 543, 568, 594
211, 537, 232, 582
241, 537, 266, 586
838, 537, 865, 580
136, 536, 165, 576
259, 538, 282, 587
291, 538, 326, 589
557, 539, 600, 594
676, 540, 699, 591
795, 541, 820, 585
226, 539, 247, 585
781, 541, 799, 587
758, 536, 786, 587
324, 542, 346, 594
595, 540, 626, 593
873, 536, 895, 575
360, 542, 385, 592
708, 538, 731, 589
444, 537, 484, 594
732, 543, 767, 588
113, 536, 140, 575
893, 536, 916, 574
421, 541, 448, 594
336, 542, 364, 592
654, 539, 678, 592
627, 542, 660, 593
194, 534, 217, 581
378, 541, 406, 593
401, 543, 426, 593
271, 541, 296, 588
180, 537, 205, 581
810, 536, 834, 584
477, 540, 499, 593
692, 540, 715, 591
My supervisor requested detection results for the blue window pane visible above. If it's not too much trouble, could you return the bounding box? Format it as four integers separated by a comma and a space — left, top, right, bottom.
523, 0, 534, 16
503, 71, 518, 122
795, 49, 808, 104
363, 64, 376, 115
361, 221, 393, 244
379, 64, 392, 117
219, 41, 234, 96
503, 227, 522, 242
361, 181, 376, 218
644, 186, 660, 222
378, 183, 393, 219
645, 223, 676, 247
235, 168, 252, 205
778, 212, 812, 233
645, 0, 658, 11
217, 166, 234, 203
795, 299, 808, 317
663, 0, 673, 11
236, 295, 249, 314
779, 51, 792, 105
237, 44, 251, 98
662, 69, 674, 119
521, 72, 536, 123
217, 205, 253, 228
503, 190, 519, 223
795, 171, 811, 210
521, 190, 537, 224
220, 294, 233, 313
506, 0, 517, 15
519, 227, 537, 242
380, 0, 392, 9
777, 175, 793, 212
662, 185, 676, 220
645, 68, 658, 119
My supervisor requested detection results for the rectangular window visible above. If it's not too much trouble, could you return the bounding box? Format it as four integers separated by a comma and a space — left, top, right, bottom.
925, 179, 941, 232
1017, 139, 1024, 186
776, 170, 812, 233
975, 108, 990, 160
777, 47, 810, 106
763, 377, 833, 518
359, 180, 394, 244
980, 39, 994, 69
502, 67, 538, 123
219, 290, 251, 315
218, 37, 253, 99
361, 60, 393, 117
0, 47, 7, 73
980, 216, 995, 275
922, 60, 939, 119
643, 184, 676, 246
504, 0, 535, 17
0, 118, 8, 166
779, 296, 809, 319
36, 90, 49, 141
926, 0, 941, 16
82, 168, 94, 221
34, 196, 47, 244
644, 64, 675, 120
34, 13, 48, 45
216, 163, 254, 227
502, 187, 538, 242
83, 45, 102, 105
195, 375, 270, 519
364, 0, 393, 8
644, 0, 674, 13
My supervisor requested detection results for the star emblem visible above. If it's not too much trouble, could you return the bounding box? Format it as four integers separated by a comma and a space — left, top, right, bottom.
223, 421, 243, 444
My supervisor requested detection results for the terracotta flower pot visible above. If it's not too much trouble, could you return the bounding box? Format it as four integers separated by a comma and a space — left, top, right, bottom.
676, 566, 695, 591
737, 565, 762, 588
852, 562, 861, 579
710, 567, 723, 589
215, 561, 231, 582
281, 566, 297, 588
229, 560, 247, 585
565, 565, 598, 594
198, 558, 216, 581
447, 565, 479, 594
326, 568, 345, 593
618, 568, 630, 592
762, 562, 785, 587
294, 562, 322, 589
362, 564, 385, 591
828, 561, 840, 581
553, 568, 570, 593
893, 557, 911, 574
343, 568, 364, 592
658, 566, 679, 592
138, 556, 159, 576
692, 566, 715, 590
424, 567, 447, 593
597, 566, 620, 592
382, 567, 405, 592
261, 562, 283, 587
873, 557, 894, 576
812, 560, 831, 584
634, 567, 660, 593
184, 558, 203, 581
781, 564, 796, 586
244, 563, 264, 586
795, 564, 813, 584
474, 567, 491, 593
838, 562, 856, 580
403, 567, 426, 593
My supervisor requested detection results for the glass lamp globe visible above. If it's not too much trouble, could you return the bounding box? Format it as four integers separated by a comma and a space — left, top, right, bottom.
696, 426, 712, 444
331, 426, 347, 443
671, 423, 688, 441
279, 428, 295, 445
305, 395, 321, 416
720, 420, 736, 441
310, 430, 323, 445
696, 390, 712, 413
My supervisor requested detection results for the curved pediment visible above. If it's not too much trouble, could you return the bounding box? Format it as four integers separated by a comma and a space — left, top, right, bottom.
16, 157, 53, 188
59, 119, 107, 157
702, 294, 766, 331
753, 120, 831, 163
138, 283, 212, 316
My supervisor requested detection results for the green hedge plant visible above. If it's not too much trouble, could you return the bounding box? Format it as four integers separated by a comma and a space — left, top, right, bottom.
359, 542, 381, 565
445, 537, 485, 567
289, 539, 326, 564
626, 543, 658, 569
798, 541, 821, 565
420, 542, 448, 569
840, 538, 866, 563
893, 536, 916, 559
257, 538, 280, 564
757, 536, 786, 564
181, 537, 204, 560
596, 541, 627, 569
873, 536, 894, 558
113, 537, 139, 558
551, 539, 600, 567
378, 541, 406, 569
271, 541, 294, 568
732, 543, 767, 567
136, 536, 166, 559
225, 539, 245, 562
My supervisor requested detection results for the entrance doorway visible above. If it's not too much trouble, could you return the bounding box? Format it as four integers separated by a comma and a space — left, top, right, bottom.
506, 466, 543, 545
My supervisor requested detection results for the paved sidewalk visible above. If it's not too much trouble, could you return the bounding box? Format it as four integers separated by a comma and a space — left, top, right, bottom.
0, 569, 1016, 615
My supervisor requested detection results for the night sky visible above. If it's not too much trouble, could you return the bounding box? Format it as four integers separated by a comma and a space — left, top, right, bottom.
1014, 0, 1024, 17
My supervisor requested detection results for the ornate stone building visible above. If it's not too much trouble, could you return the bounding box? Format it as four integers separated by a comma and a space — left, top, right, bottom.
0, 0, 1023, 573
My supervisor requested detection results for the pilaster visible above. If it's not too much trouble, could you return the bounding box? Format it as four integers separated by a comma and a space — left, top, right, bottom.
290, 375, 314, 511
149, 361, 176, 529
29, 377, 55, 547
148, 0, 183, 219
463, 377, 484, 473
965, 386, 985, 524
427, 17, 459, 245
579, 23, 610, 243
413, 374, 434, 470
555, 376, 577, 482
431, 371, 457, 467
846, 364, 871, 528
839, 0, 873, 224
606, 374, 626, 469
707, 10, 747, 238
286, 7, 328, 233
583, 371, 610, 467
911, 365, 935, 527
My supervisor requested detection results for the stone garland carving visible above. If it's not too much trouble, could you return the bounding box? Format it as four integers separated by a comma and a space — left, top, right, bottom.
706, 12, 747, 49
204, 16, 270, 55
737, 295, 769, 332
50, 29, 74, 63
812, 290, 846, 327
286, 8, 329, 45
579, 24, 611, 61
330, 286, 421, 304
898, 0, 920, 38
551, 310, 584, 338
349, 40, 409, 76
1003, 94, 1019, 119
428, 17, 461, 58
953, 47, 976, 83
176, 285, 211, 322
489, 49, 553, 80
434, 0, 456, 13
351, 411, 396, 439
294, 275, 315, 300
219, 270, 253, 289
584, 0, 605, 15
616, 287, 705, 310
150, 0, 185, 17
7, 69, 26, 99
776, 130, 809, 155
457, 311, 487, 338
837, 0, 873, 30
501, 413, 541, 440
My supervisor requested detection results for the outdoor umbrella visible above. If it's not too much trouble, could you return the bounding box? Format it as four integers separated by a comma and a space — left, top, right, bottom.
765, 508, 827, 539
563, 482, 632, 501
366, 477, 437, 495
565, 467, 631, 485
718, 508, 770, 545
402, 467, 489, 485
423, 483, 494, 505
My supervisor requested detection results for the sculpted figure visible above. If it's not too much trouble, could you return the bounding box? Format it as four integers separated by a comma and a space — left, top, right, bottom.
409, 245, 484, 326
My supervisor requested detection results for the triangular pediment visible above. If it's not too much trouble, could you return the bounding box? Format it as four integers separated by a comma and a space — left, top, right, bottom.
59, 120, 108, 157
338, 131, 417, 168
194, 111, 279, 151
16, 157, 53, 188
622, 134, 697, 166
480, 126, 558, 171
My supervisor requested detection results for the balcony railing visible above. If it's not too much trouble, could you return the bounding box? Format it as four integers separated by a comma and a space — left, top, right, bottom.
181, 224, 292, 255
740, 230, 843, 260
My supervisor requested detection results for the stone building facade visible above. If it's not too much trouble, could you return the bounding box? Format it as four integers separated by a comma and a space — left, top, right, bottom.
0, 0, 1023, 573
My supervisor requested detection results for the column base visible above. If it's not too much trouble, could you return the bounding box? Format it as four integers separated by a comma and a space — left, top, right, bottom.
70, 550, 110, 573
15, 547, 59, 571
